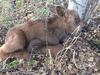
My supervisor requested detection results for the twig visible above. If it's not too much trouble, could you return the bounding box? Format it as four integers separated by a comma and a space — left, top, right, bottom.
48, 49, 53, 70
55, 25, 81, 62
0, 68, 18, 73
72, 50, 79, 69
54, 25, 81, 70
92, 15, 100, 19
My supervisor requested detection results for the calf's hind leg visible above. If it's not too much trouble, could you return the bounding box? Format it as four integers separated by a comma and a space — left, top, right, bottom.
0, 29, 26, 60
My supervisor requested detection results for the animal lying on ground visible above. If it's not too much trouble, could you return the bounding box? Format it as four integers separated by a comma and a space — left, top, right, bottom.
0, 5, 83, 61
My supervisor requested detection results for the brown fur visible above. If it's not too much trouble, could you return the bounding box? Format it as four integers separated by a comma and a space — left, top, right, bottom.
42, 44, 63, 56
0, 5, 82, 61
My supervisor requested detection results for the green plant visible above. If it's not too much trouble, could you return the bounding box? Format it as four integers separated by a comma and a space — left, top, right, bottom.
28, 59, 37, 65
91, 38, 100, 46
7, 60, 20, 68
36, 7, 49, 17
16, 0, 24, 8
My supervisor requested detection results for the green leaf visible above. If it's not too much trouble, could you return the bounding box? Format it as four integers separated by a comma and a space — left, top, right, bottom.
7, 60, 20, 68
28, 59, 37, 65
91, 38, 100, 45
16, 0, 24, 8
36, 7, 49, 17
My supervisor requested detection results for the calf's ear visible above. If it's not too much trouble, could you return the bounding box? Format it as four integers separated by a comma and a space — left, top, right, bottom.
48, 4, 66, 17
56, 6, 65, 16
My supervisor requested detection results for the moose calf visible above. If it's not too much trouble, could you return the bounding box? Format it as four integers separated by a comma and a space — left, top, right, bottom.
0, 5, 82, 61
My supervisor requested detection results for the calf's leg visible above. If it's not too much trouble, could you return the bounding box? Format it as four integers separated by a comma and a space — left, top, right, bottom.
0, 29, 26, 61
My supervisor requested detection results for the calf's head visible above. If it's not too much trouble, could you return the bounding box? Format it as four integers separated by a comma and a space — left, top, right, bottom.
48, 5, 81, 32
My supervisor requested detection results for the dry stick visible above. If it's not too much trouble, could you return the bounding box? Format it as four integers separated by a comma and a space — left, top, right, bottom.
55, 27, 78, 60
57, 33, 81, 63
92, 15, 100, 19
55, 25, 81, 69
48, 49, 53, 70
62, 27, 81, 69
45, 1, 54, 71
63, 25, 81, 48
72, 50, 79, 69
55, 25, 81, 60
